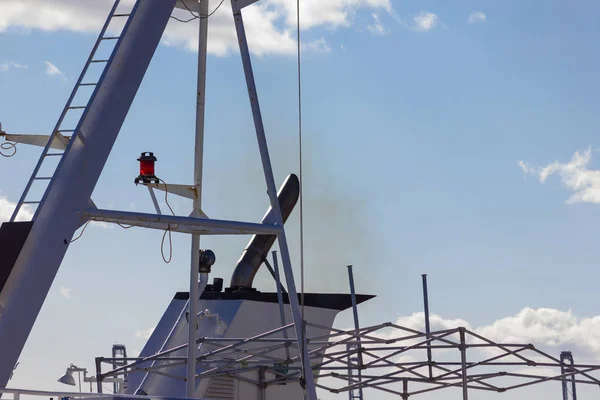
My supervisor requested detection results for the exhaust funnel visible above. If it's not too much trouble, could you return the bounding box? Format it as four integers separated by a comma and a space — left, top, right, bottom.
229, 174, 299, 289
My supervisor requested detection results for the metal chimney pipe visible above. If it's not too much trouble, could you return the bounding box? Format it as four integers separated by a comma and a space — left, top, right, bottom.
229, 173, 300, 289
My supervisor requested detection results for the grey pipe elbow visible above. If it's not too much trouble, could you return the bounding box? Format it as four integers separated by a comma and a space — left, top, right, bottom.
229, 173, 300, 290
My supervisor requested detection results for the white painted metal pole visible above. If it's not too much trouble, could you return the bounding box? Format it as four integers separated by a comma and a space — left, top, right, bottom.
187, 0, 209, 397
187, 241, 200, 397
230, 7, 317, 399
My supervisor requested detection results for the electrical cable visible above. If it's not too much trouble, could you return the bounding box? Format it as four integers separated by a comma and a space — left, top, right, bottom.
199, 0, 226, 19
71, 220, 92, 243
71, 220, 132, 243
161, 227, 173, 264
159, 178, 176, 264
159, 179, 176, 216
179, 0, 199, 18
0, 142, 17, 157
171, 15, 197, 23
170, 0, 225, 23
70, 180, 174, 264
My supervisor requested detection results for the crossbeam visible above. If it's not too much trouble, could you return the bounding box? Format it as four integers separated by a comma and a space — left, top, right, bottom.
83, 208, 281, 235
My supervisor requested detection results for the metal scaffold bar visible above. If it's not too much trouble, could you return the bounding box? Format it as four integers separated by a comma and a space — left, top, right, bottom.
422, 274, 433, 379
89, 314, 600, 399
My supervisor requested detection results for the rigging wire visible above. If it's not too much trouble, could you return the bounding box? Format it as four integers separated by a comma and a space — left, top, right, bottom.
297, 0, 304, 317
296, 0, 307, 379
0, 142, 17, 157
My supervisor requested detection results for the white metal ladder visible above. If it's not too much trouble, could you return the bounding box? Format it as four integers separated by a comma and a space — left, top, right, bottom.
10, 0, 136, 222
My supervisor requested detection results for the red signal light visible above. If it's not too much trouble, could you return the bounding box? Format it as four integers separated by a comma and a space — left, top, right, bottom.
134, 152, 159, 184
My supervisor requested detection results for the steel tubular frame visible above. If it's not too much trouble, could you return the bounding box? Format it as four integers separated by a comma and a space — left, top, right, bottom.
92, 318, 600, 398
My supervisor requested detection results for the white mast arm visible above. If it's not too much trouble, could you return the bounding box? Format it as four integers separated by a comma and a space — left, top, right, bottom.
0, 132, 69, 150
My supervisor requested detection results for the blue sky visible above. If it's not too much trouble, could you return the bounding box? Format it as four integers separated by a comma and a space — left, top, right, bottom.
2, 0, 600, 398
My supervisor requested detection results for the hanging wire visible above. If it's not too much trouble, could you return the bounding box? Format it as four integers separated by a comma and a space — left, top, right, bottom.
170, 15, 197, 23
71, 220, 92, 243
71, 220, 132, 243
0, 142, 17, 157
161, 227, 173, 263
70, 180, 175, 264
171, 0, 226, 22
159, 179, 176, 263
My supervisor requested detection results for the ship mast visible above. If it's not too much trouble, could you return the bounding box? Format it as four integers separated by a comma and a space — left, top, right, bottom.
188, 0, 209, 395
0, 1, 318, 398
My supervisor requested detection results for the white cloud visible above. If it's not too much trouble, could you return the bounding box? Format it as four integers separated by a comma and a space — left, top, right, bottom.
0, 0, 393, 57
135, 326, 155, 340
392, 308, 600, 363
267, 0, 393, 31
468, 11, 486, 24
413, 11, 440, 32
327, 307, 600, 386
0, 195, 112, 227
517, 160, 536, 175
90, 221, 113, 229
0, 196, 33, 222
518, 146, 600, 204
301, 37, 331, 54
477, 308, 600, 362
59, 286, 72, 299
44, 60, 63, 77
395, 312, 471, 332
0, 61, 28, 72
367, 13, 387, 36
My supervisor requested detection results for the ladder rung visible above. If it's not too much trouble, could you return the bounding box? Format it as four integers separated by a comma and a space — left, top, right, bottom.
57, 130, 75, 133
79, 83, 97, 86
101, 36, 120, 40
34, 177, 52, 180
67, 106, 86, 110
91, 60, 109, 63
45, 153, 64, 157
22, 201, 41, 204
112, 13, 131, 17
